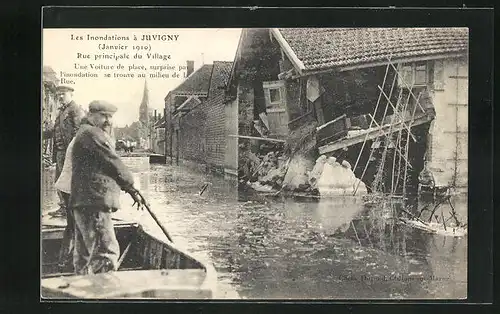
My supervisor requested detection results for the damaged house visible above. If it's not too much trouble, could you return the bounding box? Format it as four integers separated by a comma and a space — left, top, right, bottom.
162, 60, 234, 175
227, 28, 468, 195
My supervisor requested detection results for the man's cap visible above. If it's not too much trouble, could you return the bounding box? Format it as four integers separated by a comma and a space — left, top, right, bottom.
56, 85, 74, 92
88, 100, 118, 114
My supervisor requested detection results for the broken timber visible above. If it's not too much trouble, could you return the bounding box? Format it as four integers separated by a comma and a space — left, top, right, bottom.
318, 112, 433, 155
228, 134, 286, 143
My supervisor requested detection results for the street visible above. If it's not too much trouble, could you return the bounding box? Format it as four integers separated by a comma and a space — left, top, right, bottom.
42, 157, 467, 299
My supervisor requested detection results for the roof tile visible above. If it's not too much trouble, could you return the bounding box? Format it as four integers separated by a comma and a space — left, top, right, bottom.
173, 64, 213, 94
209, 61, 233, 92
278, 28, 469, 72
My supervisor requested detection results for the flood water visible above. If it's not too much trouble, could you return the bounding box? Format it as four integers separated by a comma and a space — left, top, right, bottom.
41, 157, 467, 299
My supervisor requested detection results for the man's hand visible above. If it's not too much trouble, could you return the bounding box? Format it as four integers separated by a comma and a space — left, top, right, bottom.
128, 188, 148, 210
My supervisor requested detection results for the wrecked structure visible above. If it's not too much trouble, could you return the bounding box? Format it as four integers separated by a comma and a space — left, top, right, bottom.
227, 28, 468, 197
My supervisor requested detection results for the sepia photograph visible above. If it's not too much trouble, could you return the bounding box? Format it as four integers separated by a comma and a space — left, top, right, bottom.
41, 26, 469, 300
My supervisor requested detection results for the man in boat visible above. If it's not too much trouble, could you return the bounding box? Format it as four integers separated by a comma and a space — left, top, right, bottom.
44, 85, 84, 217
70, 100, 146, 275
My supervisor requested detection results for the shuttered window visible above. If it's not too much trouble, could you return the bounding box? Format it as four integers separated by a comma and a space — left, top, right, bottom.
263, 80, 289, 136
263, 80, 286, 110
398, 61, 433, 88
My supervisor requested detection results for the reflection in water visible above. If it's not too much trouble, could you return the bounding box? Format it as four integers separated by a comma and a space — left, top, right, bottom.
41, 157, 467, 299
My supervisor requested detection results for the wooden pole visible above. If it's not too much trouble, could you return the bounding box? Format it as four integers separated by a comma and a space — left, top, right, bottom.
352, 62, 390, 174
352, 74, 399, 196
394, 87, 413, 193
387, 60, 426, 113
403, 92, 421, 195
377, 86, 417, 142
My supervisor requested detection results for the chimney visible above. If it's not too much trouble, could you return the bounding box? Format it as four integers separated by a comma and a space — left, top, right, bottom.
186, 60, 194, 77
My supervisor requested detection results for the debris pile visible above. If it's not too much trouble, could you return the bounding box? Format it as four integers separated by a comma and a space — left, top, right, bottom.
241, 149, 368, 197
243, 150, 289, 193
315, 156, 368, 196
281, 154, 315, 193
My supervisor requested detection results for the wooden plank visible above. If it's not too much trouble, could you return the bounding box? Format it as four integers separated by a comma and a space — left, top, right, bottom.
288, 110, 313, 126
316, 114, 347, 131
228, 134, 285, 143
288, 111, 315, 131
318, 113, 433, 154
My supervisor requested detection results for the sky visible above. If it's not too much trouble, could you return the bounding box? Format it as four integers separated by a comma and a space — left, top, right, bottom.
43, 28, 242, 127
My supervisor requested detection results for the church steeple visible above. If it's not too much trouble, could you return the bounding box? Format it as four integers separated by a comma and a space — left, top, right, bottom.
139, 79, 149, 125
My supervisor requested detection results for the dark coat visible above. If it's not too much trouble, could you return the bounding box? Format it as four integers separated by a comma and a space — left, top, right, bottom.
70, 118, 135, 211
46, 101, 84, 161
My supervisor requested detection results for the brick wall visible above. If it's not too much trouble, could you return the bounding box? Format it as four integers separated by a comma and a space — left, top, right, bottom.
176, 87, 227, 168
204, 88, 226, 167
172, 61, 232, 171
179, 107, 207, 163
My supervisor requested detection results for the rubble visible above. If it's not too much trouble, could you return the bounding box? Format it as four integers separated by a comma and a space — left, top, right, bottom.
316, 157, 368, 196
282, 154, 314, 192
308, 155, 327, 189
241, 147, 368, 197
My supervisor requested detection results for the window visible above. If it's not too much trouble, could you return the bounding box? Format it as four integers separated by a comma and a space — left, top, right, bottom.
400, 65, 413, 85
397, 61, 434, 114
398, 61, 430, 87
414, 63, 427, 85
263, 80, 286, 110
269, 88, 281, 104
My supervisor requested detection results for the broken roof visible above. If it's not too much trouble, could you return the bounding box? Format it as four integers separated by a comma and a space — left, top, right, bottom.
273, 28, 469, 73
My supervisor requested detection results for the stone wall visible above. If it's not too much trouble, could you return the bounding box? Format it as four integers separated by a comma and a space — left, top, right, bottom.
427, 56, 468, 191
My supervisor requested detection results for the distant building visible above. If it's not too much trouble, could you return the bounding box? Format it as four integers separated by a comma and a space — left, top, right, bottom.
161, 60, 234, 175
42, 65, 60, 157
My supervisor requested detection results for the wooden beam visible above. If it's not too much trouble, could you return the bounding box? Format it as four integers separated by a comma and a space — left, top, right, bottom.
318, 113, 433, 155
228, 134, 285, 143
270, 28, 305, 74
